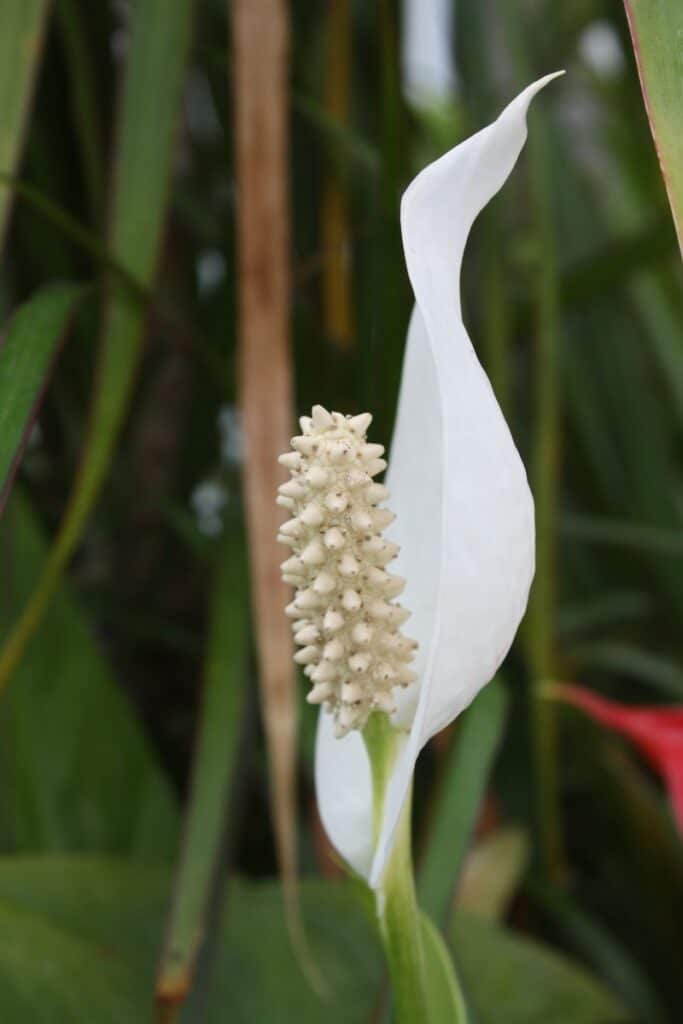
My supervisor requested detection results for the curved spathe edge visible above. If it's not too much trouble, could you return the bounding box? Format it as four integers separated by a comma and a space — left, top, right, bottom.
368, 72, 562, 889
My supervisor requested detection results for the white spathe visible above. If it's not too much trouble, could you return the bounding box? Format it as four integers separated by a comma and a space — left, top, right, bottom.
315, 73, 563, 888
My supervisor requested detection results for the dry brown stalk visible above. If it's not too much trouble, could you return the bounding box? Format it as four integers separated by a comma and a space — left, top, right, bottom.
231, 0, 299, 942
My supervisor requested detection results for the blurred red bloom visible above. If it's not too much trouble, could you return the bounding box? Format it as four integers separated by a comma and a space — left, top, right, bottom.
554, 683, 683, 838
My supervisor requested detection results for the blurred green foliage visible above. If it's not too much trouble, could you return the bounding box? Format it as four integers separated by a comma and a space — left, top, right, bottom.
0, 0, 681, 1021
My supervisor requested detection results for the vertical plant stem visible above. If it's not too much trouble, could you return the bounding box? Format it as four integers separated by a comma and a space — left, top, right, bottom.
379, 798, 429, 1023
231, 0, 303, 962
364, 715, 428, 1022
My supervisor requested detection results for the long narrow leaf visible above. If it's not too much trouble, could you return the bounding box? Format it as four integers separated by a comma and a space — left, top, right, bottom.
0, 0, 51, 247
0, 0, 194, 693
624, 2, 683, 258
155, 532, 249, 1017
418, 679, 508, 923
0, 283, 82, 514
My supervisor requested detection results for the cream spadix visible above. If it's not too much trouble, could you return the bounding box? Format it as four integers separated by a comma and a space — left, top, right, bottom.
282, 74, 561, 888
278, 407, 418, 737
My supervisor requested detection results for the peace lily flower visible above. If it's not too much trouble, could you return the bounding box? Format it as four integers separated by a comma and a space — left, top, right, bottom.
278, 72, 562, 1020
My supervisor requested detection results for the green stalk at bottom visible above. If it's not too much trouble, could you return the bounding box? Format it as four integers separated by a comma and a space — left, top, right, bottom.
363, 714, 469, 1022
363, 715, 429, 1021
377, 794, 429, 1021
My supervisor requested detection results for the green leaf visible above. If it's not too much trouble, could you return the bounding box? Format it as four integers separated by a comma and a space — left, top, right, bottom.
0, 858, 383, 1023
62, 0, 195, 510
156, 530, 250, 1008
0, 283, 82, 512
0, 490, 177, 857
451, 911, 630, 1024
0, 0, 50, 247
0, 0, 195, 693
420, 913, 468, 1023
624, 1, 683, 258
418, 679, 508, 922
204, 879, 383, 1024
0, 901, 145, 1023
0, 856, 167, 1021
0, 857, 632, 1023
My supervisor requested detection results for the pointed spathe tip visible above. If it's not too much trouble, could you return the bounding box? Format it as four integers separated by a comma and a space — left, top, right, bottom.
511, 70, 565, 112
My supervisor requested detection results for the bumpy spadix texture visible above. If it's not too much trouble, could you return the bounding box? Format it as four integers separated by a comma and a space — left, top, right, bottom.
277, 405, 418, 736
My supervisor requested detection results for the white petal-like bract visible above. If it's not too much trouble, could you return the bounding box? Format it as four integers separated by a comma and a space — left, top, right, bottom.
315, 74, 562, 888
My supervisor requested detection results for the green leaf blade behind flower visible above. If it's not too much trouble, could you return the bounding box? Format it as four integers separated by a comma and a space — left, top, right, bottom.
418, 679, 508, 923
420, 913, 469, 1023
451, 911, 631, 1024
624, 1, 683, 258
0, 0, 50, 248
0, 859, 384, 1023
0, 856, 168, 1022
0, 283, 82, 513
0, 491, 177, 857
0, 858, 632, 1024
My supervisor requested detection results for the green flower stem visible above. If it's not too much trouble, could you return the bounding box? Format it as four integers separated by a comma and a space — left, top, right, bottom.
378, 796, 429, 1022
363, 715, 428, 1022
363, 713, 400, 843
363, 714, 470, 1021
